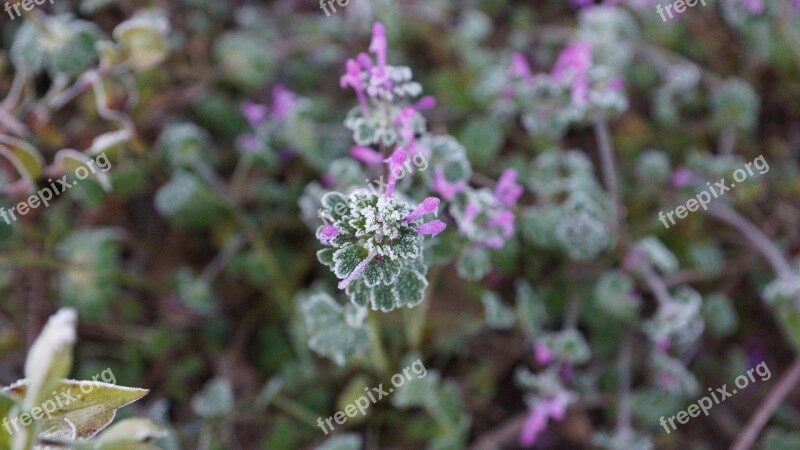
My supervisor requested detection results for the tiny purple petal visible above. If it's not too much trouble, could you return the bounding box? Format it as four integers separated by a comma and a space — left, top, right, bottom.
670, 167, 694, 188
535, 341, 555, 365
519, 406, 547, 447
241, 100, 269, 128
370, 22, 387, 69
350, 146, 385, 165
270, 85, 296, 120
356, 52, 372, 70
384, 148, 407, 197
510, 52, 532, 79
494, 168, 523, 207
413, 96, 437, 111
338, 253, 374, 289
416, 220, 447, 237
236, 134, 259, 153
432, 168, 466, 201
406, 197, 440, 222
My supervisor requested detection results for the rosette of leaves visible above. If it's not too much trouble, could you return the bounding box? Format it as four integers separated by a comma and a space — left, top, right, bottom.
594, 271, 640, 323
316, 192, 430, 312
642, 287, 705, 350
523, 189, 613, 261
421, 135, 472, 189
511, 74, 580, 140
155, 122, 215, 170
11, 14, 103, 78
344, 102, 426, 148
527, 150, 597, 200
711, 78, 760, 133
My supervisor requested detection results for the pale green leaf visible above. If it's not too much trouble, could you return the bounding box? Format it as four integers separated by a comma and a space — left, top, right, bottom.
4, 379, 148, 439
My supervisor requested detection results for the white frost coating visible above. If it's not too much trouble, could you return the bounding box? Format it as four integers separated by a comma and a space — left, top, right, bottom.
24, 308, 78, 405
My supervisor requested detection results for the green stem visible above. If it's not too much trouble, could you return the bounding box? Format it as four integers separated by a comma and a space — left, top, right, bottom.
367, 312, 390, 376
403, 268, 440, 350
271, 393, 321, 428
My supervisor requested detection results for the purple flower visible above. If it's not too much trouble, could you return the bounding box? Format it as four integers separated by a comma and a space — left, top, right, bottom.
337, 251, 375, 289
369, 22, 387, 71
319, 225, 339, 245
552, 42, 593, 107
241, 100, 269, 128
270, 85, 297, 120
385, 148, 407, 197
350, 146, 384, 165
416, 220, 447, 237
669, 167, 694, 188
236, 134, 260, 153
510, 52, 532, 80
494, 168, 523, 207
519, 393, 570, 447
340, 59, 369, 115
432, 168, 467, 201
535, 341, 555, 365
738, 0, 764, 15
406, 197, 440, 222
413, 96, 437, 111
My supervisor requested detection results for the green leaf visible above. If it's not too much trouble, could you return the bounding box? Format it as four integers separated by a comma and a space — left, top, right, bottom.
346, 280, 370, 308
456, 247, 490, 281
395, 269, 428, 309
515, 281, 547, 338
23, 309, 77, 409
370, 283, 399, 312
76, 418, 166, 450
54, 149, 112, 192
0, 391, 20, 450
299, 293, 370, 366
191, 378, 233, 419
316, 248, 334, 267
113, 13, 171, 70
4, 379, 148, 439
481, 291, 515, 330
332, 245, 362, 280
0, 135, 44, 186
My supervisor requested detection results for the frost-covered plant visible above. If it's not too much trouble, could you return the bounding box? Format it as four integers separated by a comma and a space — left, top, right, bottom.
0, 309, 163, 449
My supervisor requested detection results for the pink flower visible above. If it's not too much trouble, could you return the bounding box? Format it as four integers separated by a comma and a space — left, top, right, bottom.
669, 167, 694, 188
416, 220, 447, 237
432, 168, 467, 201
494, 169, 523, 207
350, 146, 384, 165
519, 393, 570, 447
319, 225, 339, 245
369, 22, 387, 70
270, 85, 297, 120
340, 59, 369, 115
552, 43, 593, 107
241, 100, 269, 128
406, 197, 440, 222
510, 52, 532, 80
413, 96, 437, 111
385, 148, 407, 197
236, 134, 259, 153
535, 341, 555, 365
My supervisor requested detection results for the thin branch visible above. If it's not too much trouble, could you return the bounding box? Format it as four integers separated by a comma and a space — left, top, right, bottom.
730, 358, 800, 450
707, 204, 794, 279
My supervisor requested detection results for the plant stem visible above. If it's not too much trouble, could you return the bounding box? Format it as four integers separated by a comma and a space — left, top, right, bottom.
271, 393, 322, 429
367, 312, 391, 376
730, 358, 800, 450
